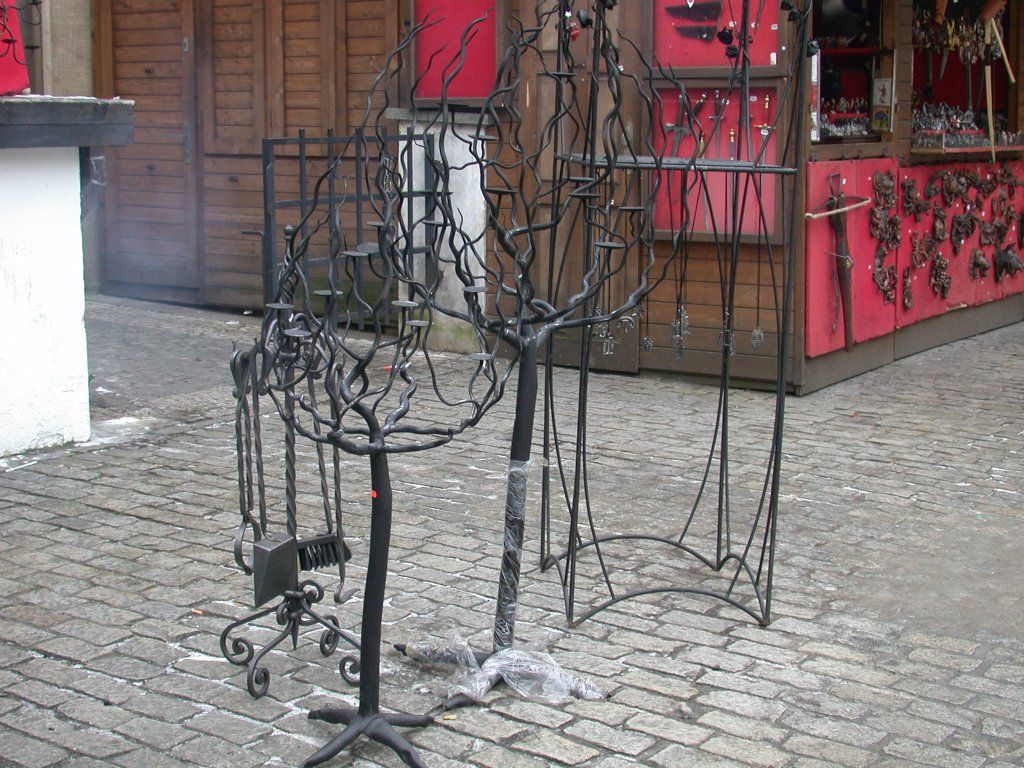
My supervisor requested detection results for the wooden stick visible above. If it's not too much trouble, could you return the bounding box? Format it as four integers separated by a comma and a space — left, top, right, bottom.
804, 197, 871, 220
991, 18, 1016, 84
985, 21, 996, 163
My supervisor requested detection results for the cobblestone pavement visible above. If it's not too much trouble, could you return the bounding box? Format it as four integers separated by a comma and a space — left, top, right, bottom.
0, 294, 1022, 768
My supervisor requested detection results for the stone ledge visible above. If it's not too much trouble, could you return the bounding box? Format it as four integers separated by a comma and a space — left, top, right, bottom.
0, 95, 134, 148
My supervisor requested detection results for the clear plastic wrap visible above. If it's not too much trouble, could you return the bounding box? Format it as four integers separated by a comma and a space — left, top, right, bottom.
403, 637, 606, 705
493, 458, 531, 650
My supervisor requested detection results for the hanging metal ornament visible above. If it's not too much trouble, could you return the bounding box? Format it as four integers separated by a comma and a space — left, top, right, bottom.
670, 304, 690, 358
750, 327, 765, 349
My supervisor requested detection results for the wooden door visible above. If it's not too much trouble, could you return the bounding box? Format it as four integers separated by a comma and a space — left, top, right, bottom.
94, 0, 201, 302
197, 0, 350, 308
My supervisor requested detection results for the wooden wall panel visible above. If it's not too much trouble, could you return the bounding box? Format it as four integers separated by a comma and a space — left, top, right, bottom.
346, 1, 385, 130
99, 0, 200, 296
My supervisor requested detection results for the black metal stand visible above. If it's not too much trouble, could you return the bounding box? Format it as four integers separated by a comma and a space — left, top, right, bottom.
304, 451, 432, 768
220, 580, 360, 698
539, 0, 813, 630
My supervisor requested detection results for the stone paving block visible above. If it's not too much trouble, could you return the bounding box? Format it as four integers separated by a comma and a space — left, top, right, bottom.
783, 733, 879, 768
863, 709, 955, 744
695, 710, 787, 743
564, 717, 655, 755
562, 698, 638, 726
0, 729, 69, 768
881, 737, 987, 768
700, 735, 795, 767
696, 690, 788, 722
488, 698, 575, 728
437, 707, 527, 742
58, 696, 138, 730
184, 710, 273, 746
6, 678, 80, 708
170, 734, 256, 767
115, 716, 198, 751
511, 730, 601, 766
112, 748, 193, 768
649, 744, 747, 767
696, 669, 788, 699
627, 710, 714, 746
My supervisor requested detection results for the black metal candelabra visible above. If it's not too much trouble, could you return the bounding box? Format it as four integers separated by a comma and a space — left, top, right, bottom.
225, 22, 525, 765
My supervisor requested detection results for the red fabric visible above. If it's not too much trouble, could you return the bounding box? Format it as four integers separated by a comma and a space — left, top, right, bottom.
414, 0, 497, 100
0, 12, 29, 96
804, 159, 897, 358
653, 87, 778, 237
652, 0, 780, 69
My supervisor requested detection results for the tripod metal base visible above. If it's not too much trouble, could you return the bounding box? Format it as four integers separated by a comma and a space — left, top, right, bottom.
220, 580, 359, 698
303, 707, 433, 768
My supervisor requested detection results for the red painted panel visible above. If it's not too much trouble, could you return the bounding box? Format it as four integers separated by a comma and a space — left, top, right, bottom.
804, 158, 898, 358
996, 160, 1024, 298
652, 0, 780, 69
414, 0, 497, 100
849, 158, 899, 345
653, 87, 778, 237
0, 13, 30, 97
804, 161, 845, 358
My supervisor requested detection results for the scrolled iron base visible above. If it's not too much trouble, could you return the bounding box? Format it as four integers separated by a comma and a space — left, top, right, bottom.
220, 579, 359, 698
303, 707, 433, 768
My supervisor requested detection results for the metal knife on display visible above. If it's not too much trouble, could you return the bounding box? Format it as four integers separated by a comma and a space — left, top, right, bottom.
664, 1, 723, 22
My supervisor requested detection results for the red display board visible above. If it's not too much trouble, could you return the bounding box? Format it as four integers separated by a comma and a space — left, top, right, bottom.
804, 159, 897, 358
996, 160, 1024, 300
897, 161, 1024, 327
0, 11, 30, 97
652, 0, 780, 70
414, 0, 497, 101
653, 87, 778, 237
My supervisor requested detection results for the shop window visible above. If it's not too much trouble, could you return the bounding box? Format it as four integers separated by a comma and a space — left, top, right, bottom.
810, 0, 889, 143
911, 1, 1019, 154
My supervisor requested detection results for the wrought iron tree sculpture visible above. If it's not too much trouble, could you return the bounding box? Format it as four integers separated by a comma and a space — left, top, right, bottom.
395, 0, 680, 706
224, 26, 529, 766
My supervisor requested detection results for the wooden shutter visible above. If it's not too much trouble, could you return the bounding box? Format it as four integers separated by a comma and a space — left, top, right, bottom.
96, 0, 201, 298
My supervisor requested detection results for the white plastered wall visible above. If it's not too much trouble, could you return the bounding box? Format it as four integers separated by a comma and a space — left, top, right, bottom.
0, 146, 90, 455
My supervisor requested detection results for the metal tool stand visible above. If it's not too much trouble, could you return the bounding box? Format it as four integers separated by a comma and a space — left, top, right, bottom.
540, 0, 813, 629
221, 337, 359, 700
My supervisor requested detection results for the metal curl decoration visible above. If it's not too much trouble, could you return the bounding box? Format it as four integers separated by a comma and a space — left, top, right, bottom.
0, 1, 41, 66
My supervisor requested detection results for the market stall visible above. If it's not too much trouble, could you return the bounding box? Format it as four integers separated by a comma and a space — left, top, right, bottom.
799, 0, 1024, 392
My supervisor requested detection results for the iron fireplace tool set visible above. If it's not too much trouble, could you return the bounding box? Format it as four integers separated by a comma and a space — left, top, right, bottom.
220, 339, 360, 699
